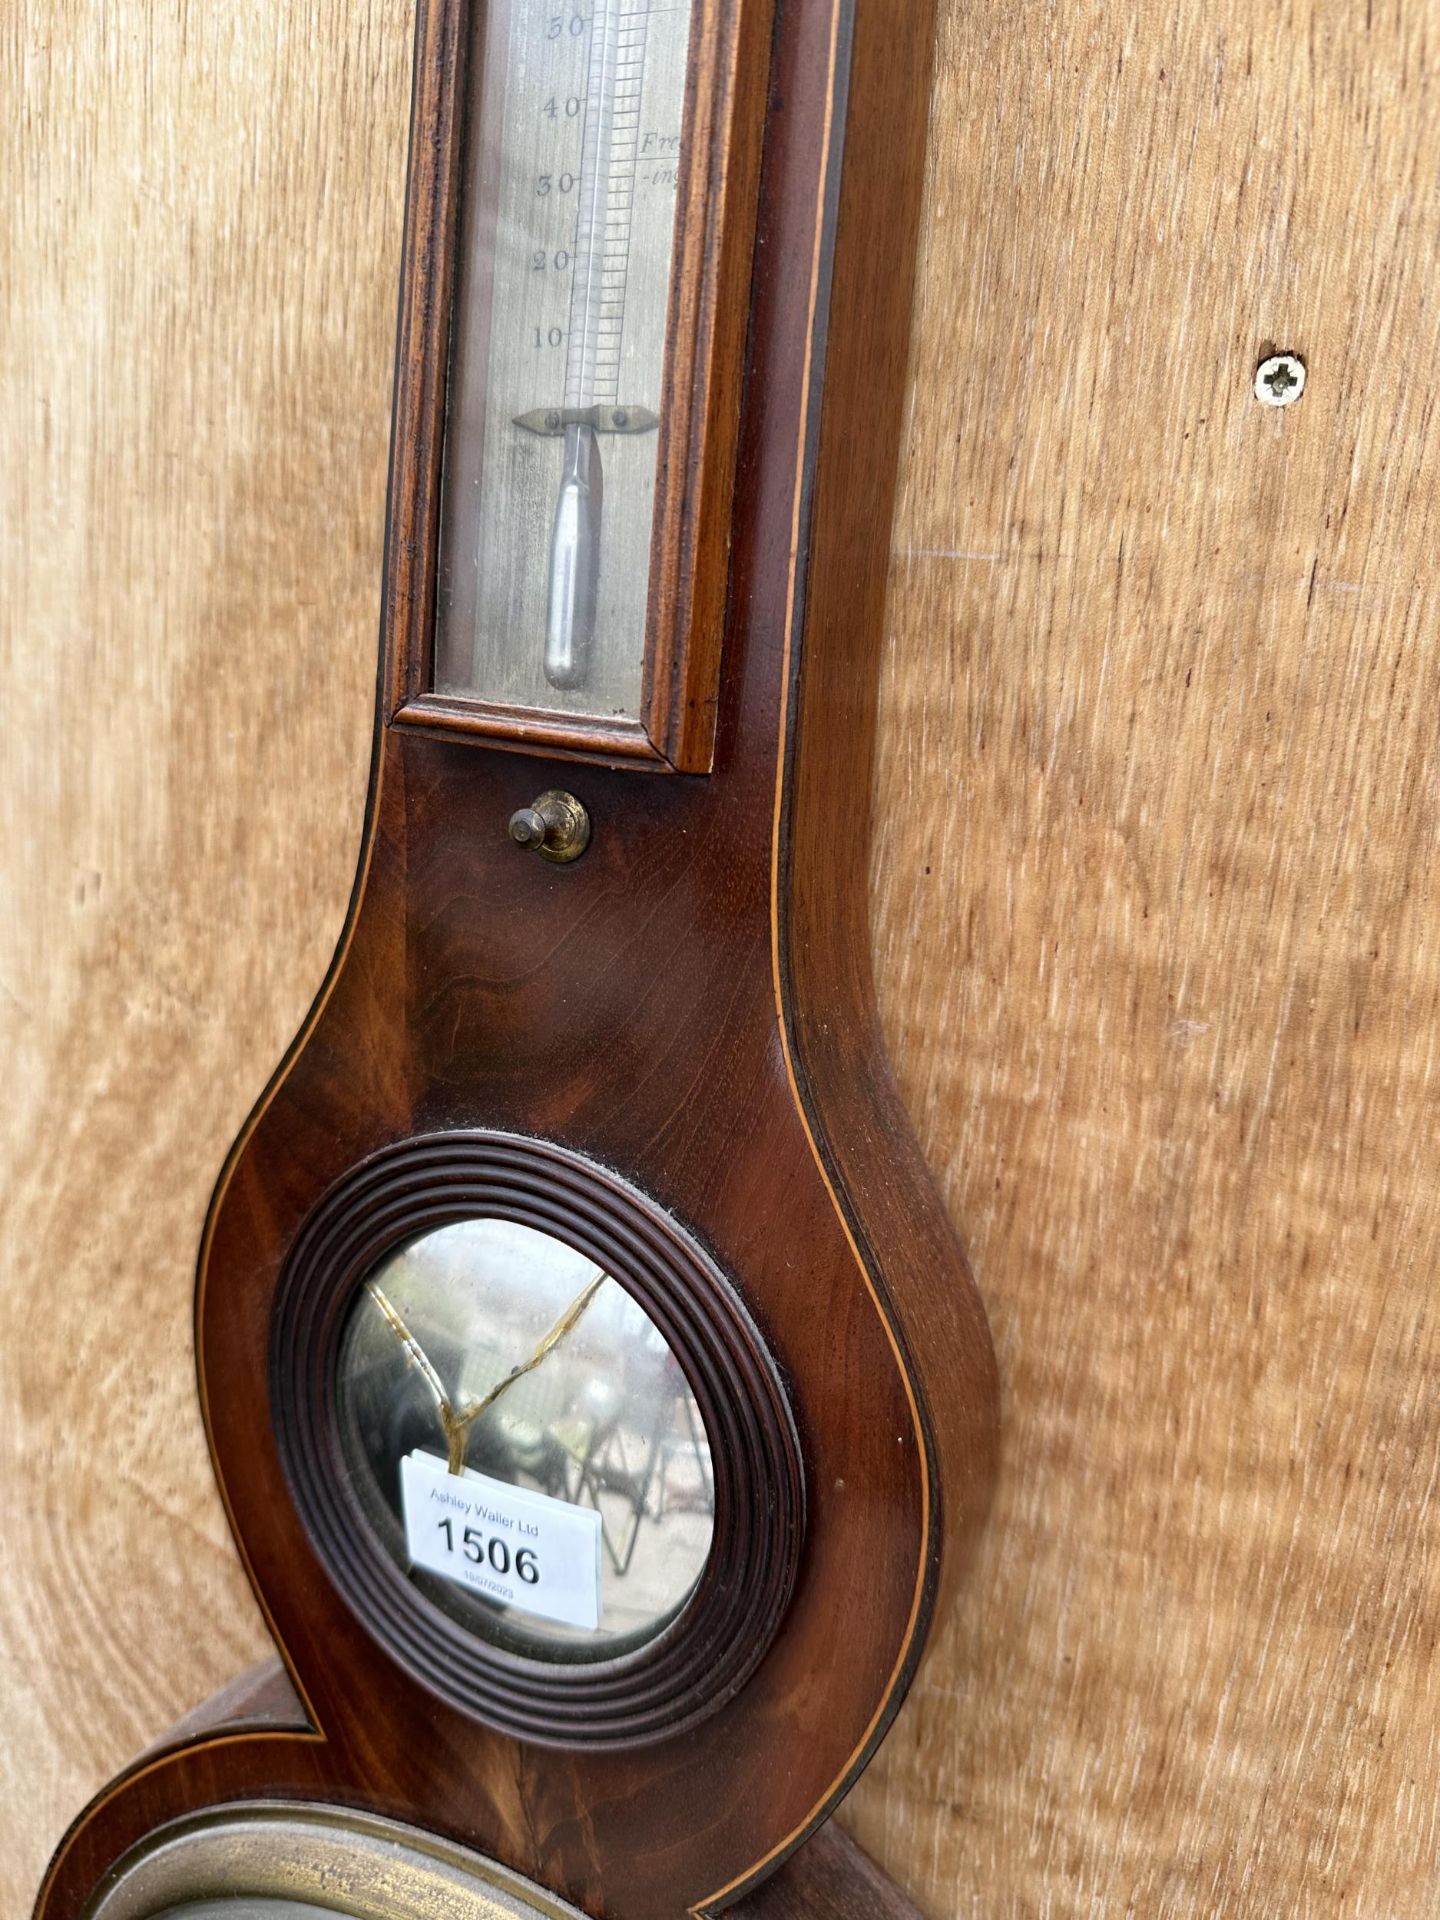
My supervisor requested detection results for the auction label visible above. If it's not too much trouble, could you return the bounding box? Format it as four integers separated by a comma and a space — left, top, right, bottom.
401, 1450, 602, 1631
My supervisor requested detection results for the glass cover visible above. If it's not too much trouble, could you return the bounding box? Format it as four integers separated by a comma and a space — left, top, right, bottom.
435, 0, 697, 720
335, 1219, 715, 1660
155, 1907, 342, 1918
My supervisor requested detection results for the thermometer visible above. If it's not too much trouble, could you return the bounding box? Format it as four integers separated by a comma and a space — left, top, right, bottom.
439, 0, 694, 715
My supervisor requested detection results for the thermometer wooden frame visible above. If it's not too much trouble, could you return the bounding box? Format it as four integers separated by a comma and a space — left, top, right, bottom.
386, 0, 761, 770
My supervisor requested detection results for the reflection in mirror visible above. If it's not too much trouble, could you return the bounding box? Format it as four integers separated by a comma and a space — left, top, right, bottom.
336, 1220, 714, 1661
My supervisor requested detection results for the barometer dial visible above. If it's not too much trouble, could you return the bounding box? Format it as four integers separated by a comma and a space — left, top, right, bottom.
436, 0, 696, 720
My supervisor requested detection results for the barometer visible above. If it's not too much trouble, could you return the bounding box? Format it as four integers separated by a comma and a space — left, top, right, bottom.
37, 0, 997, 1913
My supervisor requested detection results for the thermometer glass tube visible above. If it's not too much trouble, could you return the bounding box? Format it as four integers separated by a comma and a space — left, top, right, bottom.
434, 0, 696, 720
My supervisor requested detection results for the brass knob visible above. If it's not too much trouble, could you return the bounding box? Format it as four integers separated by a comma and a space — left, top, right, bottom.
508, 806, 547, 850
507, 789, 590, 864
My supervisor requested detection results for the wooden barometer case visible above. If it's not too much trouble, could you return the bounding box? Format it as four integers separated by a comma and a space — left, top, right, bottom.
37, 0, 997, 1913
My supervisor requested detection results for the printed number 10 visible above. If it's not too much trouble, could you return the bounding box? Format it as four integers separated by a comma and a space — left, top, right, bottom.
437, 1517, 540, 1584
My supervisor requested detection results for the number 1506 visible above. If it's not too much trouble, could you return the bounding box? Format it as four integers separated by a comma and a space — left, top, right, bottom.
436, 1517, 540, 1584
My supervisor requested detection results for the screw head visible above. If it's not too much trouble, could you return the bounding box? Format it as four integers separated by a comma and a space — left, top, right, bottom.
1255, 353, 1306, 408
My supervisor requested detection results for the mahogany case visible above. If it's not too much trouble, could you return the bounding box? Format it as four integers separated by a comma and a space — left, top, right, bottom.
36, 0, 998, 1912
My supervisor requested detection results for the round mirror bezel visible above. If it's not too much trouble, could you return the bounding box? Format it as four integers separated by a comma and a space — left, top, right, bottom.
272, 1131, 805, 1748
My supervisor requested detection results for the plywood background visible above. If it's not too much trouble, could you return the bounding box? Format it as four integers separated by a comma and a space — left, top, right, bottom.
5, 0, 1440, 1914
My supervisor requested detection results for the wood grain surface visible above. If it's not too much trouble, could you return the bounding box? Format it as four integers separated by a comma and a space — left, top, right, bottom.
1, 2, 406, 1908
6, 0, 1440, 1915
732, 1824, 922, 1919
